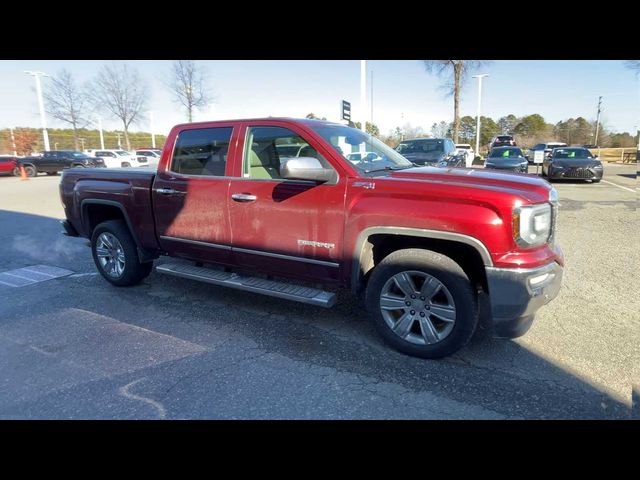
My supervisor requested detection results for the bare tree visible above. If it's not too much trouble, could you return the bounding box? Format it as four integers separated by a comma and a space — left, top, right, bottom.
43, 69, 90, 150
625, 60, 640, 75
431, 121, 450, 138
89, 63, 148, 150
168, 60, 212, 122
423, 60, 487, 143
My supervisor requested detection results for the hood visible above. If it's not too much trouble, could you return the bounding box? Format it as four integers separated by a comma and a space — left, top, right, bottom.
387, 166, 551, 204
484, 156, 527, 168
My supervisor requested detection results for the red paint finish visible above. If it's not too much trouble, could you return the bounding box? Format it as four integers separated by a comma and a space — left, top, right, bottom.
61, 117, 563, 288
0, 156, 17, 175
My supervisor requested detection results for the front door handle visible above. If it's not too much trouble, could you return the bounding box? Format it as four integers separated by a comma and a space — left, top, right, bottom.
231, 193, 257, 202
155, 188, 180, 195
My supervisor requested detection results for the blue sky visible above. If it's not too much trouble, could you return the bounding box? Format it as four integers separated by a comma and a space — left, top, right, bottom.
0, 60, 637, 136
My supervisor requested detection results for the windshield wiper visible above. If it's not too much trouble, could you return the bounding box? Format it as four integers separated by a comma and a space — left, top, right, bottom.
364, 165, 413, 174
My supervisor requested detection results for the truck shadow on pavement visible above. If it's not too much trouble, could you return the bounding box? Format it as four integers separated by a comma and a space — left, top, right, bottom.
0, 209, 633, 419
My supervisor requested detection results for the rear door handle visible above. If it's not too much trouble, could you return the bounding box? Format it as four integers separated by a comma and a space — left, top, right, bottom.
231, 193, 257, 202
155, 188, 181, 195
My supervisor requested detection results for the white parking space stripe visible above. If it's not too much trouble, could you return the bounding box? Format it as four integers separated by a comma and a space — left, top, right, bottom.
0, 265, 74, 287
601, 180, 635, 193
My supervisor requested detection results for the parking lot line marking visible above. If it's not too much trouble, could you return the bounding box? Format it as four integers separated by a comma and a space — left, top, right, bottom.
2, 271, 37, 282
20, 267, 56, 278
0, 265, 74, 287
601, 180, 635, 193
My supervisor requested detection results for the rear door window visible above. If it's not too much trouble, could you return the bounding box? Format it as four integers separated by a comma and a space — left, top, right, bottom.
171, 127, 233, 176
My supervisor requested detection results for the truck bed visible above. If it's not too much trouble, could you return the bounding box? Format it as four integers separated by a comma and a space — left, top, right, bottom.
60, 167, 159, 251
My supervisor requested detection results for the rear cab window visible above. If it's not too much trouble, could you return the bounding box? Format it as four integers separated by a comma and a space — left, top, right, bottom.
170, 127, 233, 176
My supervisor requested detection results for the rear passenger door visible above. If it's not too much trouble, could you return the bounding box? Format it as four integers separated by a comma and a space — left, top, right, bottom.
153, 124, 239, 266
38, 152, 57, 171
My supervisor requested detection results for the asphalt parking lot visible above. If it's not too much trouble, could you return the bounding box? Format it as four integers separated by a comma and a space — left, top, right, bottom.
0, 163, 637, 419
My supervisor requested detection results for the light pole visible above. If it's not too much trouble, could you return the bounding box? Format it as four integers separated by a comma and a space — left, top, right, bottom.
24, 71, 50, 151
472, 74, 489, 156
150, 111, 156, 148
9, 127, 17, 156
594, 96, 603, 147
98, 118, 105, 150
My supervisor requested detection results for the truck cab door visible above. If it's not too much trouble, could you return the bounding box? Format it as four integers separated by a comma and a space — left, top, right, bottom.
37, 152, 54, 171
227, 123, 347, 285
152, 124, 238, 267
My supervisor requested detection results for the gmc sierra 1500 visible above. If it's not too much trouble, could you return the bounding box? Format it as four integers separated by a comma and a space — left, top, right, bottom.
60, 118, 563, 358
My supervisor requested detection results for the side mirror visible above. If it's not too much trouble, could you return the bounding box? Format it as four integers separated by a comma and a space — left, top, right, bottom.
281, 157, 335, 183
593, 155, 599, 159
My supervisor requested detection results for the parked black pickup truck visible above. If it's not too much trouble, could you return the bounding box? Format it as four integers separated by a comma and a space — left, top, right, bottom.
17, 151, 104, 177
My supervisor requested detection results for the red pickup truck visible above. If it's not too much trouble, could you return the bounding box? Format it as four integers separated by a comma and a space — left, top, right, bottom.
60, 118, 564, 358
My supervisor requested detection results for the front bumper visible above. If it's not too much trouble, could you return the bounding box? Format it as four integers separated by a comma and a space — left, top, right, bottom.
485, 165, 528, 173
486, 261, 563, 338
548, 166, 603, 180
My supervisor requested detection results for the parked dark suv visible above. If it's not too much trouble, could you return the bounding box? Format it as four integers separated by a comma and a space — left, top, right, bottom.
395, 138, 456, 166
16, 151, 104, 177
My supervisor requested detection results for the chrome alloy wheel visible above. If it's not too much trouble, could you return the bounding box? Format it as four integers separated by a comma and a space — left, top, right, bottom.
379, 271, 456, 345
95, 232, 126, 278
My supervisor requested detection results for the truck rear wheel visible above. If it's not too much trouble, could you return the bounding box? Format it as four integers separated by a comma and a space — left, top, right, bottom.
365, 248, 478, 359
91, 220, 153, 286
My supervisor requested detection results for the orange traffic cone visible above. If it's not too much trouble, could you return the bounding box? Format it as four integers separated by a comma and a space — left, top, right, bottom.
19, 165, 28, 181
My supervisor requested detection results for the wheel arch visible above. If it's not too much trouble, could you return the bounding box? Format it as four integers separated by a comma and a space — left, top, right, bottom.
351, 227, 493, 295
81, 199, 156, 262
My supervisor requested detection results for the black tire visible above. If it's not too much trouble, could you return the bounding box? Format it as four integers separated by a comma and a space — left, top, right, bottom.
24, 165, 37, 177
365, 248, 478, 359
121, 162, 131, 168
91, 220, 153, 286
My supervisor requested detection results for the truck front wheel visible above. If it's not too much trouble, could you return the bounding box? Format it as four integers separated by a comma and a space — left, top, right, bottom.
91, 220, 153, 286
365, 248, 478, 359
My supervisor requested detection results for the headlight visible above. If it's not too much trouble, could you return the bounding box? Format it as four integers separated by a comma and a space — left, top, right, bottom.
513, 203, 552, 248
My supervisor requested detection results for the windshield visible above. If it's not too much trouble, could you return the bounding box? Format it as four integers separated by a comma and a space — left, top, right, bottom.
310, 124, 413, 174
116, 151, 129, 156
396, 139, 444, 154
553, 148, 592, 158
71, 152, 87, 158
489, 147, 523, 158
